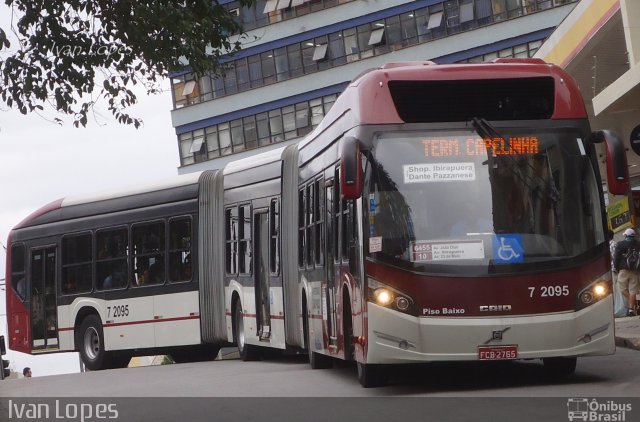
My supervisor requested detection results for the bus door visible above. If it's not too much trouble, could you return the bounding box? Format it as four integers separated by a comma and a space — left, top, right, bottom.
30, 246, 59, 351
254, 211, 271, 340
325, 180, 338, 346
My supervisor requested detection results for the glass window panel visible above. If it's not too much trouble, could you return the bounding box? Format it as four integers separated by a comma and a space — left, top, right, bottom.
189, 136, 205, 154
460, 0, 475, 22
244, 116, 258, 149
282, 106, 296, 132
231, 119, 245, 152
261, 52, 276, 83
329, 32, 346, 65
97, 228, 129, 290
269, 109, 283, 135
274, 47, 289, 81
302, 42, 316, 71
263, 0, 278, 13
236, 58, 250, 91
357, 24, 373, 58
206, 127, 220, 158
368, 28, 385, 46
343, 28, 358, 61
312, 44, 328, 61
249, 55, 263, 87
287, 44, 303, 77
169, 218, 192, 283
257, 113, 270, 139
427, 11, 444, 29
219, 123, 232, 155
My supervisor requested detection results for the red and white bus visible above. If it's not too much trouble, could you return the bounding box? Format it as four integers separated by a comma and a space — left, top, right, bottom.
5, 60, 628, 386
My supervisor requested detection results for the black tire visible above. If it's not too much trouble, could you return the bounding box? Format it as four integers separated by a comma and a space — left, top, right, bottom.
77, 314, 108, 371
106, 353, 131, 369
303, 300, 332, 369
343, 292, 354, 362
357, 362, 389, 388
543, 357, 577, 377
233, 302, 260, 361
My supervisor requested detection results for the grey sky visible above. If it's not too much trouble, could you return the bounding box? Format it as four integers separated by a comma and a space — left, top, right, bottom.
0, 4, 180, 376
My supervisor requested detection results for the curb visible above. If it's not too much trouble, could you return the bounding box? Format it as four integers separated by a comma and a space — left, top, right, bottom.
615, 336, 640, 351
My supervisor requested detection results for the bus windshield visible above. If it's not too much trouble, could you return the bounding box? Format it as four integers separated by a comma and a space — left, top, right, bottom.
366, 129, 605, 275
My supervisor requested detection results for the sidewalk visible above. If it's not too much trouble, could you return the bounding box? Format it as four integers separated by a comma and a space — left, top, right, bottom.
614, 316, 640, 351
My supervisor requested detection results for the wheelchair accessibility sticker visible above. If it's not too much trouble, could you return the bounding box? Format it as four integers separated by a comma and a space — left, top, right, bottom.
493, 235, 523, 263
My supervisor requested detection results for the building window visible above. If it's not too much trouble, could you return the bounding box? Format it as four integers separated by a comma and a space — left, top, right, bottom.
174, 0, 576, 110
62, 233, 93, 295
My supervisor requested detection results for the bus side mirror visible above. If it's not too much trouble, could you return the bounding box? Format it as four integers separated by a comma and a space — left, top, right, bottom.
341, 136, 363, 200
592, 130, 629, 196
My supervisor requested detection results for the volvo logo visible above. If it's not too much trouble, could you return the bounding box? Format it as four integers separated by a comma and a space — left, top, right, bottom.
484, 327, 511, 344
480, 305, 512, 312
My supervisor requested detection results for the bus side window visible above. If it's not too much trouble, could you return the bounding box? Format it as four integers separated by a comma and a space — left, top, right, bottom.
132, 222, 166, 286
225, 206, 239, 275
168, 217, 192, 283
270, 198, 280, 275
96, 228, 129, 290
10, 243, 26, 301
314, 177, 324, 266
239, 204, 252, 275
61, 233, 93, 295
298, 189, 305, 268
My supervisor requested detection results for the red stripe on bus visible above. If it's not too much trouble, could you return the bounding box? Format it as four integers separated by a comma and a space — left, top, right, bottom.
57, 315, 200, 332
104, 315, 200, 328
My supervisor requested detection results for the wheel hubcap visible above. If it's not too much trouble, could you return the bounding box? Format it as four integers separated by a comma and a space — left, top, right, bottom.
84, 327, 100, 361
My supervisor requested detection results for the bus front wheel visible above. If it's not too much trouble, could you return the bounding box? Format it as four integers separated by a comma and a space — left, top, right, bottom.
357, 362, 389, 388
77, 314, 107, 371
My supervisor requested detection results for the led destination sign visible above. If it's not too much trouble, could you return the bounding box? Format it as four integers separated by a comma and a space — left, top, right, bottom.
422, 136, 539, 158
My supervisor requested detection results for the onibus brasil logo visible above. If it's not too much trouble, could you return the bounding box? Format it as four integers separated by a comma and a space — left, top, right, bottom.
567, 398, 632, 421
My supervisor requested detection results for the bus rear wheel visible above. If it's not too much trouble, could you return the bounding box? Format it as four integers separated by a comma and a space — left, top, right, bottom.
543, 357, 577, 377
233, 302, 260, 361
77, 314, 107, 371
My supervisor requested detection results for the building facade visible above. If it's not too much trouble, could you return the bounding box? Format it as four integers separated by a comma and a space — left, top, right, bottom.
170, 0, 579, 174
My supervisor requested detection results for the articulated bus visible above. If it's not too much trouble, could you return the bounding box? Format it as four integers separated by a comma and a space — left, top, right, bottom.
6, 59, 628, 386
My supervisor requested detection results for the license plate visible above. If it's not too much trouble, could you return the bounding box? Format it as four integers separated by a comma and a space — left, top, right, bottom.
478, 345, 518, 360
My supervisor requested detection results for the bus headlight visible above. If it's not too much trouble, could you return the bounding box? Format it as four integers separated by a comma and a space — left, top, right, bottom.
374, 288, 394, 306
368, 278, 417, 316
576, 273, 612, 311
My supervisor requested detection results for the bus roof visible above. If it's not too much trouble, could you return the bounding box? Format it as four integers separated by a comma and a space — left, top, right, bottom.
300, 59, 586, 146
13, 172, 204, 230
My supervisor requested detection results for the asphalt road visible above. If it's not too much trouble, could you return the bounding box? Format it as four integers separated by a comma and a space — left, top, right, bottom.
1, 348, 638, 422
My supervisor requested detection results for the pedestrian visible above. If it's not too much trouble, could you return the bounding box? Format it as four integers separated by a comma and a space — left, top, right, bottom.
612, 228, 640, 316
23, 367, 32, 378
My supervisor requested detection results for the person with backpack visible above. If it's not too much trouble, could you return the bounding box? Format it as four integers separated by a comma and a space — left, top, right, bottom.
612, 227, 640, 317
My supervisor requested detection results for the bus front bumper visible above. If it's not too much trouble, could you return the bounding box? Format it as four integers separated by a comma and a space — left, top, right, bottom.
365, 296, 615, 364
